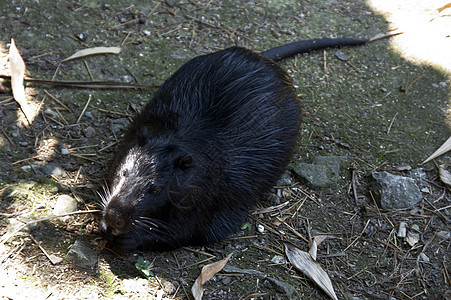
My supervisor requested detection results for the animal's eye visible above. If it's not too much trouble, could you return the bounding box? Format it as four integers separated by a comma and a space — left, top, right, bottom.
149, 186, 160, 194
121, 170, 128, 177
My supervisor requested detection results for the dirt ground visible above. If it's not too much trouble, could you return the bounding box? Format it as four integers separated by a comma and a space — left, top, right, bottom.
0, 0, 450, 299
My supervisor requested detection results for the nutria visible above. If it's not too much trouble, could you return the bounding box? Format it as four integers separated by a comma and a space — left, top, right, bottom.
99, 38, 367, 252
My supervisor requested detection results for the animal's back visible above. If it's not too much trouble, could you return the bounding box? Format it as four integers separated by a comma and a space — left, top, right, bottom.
102, 47, 301, 251
143, 47, 300, 192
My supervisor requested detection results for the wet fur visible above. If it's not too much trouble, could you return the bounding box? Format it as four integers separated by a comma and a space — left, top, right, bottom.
99, 47, 300, 251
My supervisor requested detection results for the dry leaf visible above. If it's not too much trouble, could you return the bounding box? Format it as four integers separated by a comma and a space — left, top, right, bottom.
313, 235, 335, 247
191, 253, 233, 300
439, 165, 451, 186
61, 46, 122, 63
9, 38, 35, 125
285, 243, 338, 300
422, 136, 451, 164
309, 239, 318, 260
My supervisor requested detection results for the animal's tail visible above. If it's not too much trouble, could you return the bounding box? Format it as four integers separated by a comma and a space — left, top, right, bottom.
261, 38, 368, 61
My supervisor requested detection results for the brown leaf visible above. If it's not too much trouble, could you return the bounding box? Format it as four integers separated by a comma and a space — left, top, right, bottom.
61, 46, 121, 63
285, 243, 338, 300
439, 165, 451, 186
422, 136, 451, 164
9, 38, 35, 125
191, 253, 233, 300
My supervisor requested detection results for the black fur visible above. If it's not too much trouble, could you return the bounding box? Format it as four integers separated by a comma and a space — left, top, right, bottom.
100, 37, 368, 252
99, 47, 300, 251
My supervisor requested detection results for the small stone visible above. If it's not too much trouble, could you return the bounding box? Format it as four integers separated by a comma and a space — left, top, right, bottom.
369, 172, 422, 209
293, 156, 346, 188
221, 276, 232, 286
18, 141, 28, 147
42, 163, 64, 177
84, 126, 95, 138
7, 218, 30, 234
419, 252, 430, 262
122, 75, 133, 83
436, 231, 451, 240
21, 164, 41, 172
406, 231, 420, 247
44, 109, 58, 119
66, 240, 98, 270
84, 111, 93, 119
277, 171, 293, 186
53, 194, 78, 216
266, 277, 295, 298
61, 148, 70, 155
270, 255, 285, 264
10, 128, 19, 137
395, 164, 411, 171
397, 222, 407, 238
257, 224, 265, 233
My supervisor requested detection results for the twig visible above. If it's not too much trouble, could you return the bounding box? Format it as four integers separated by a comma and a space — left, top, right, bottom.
97, 108, 134, 118
343, 219, 371, 252
43, 90, 72, 112
0, 75, 157, 89
84, 60, 94, 81
0, 128, 13, 145
387, 112, 398, 135
77, 94, 92, 123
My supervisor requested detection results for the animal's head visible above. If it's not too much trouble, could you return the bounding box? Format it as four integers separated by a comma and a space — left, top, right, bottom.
98, 141, 201, 251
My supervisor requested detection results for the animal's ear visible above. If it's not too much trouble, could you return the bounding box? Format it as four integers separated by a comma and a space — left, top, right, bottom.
136, 126, 149, 146
175, 155, 193, 171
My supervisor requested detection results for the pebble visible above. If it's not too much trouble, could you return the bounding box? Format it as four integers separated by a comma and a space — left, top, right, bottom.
44, 109, 58, 119
53, 194, 78, 216
66, 240, 98, 270
122, 75, 133, 83
397, 222, 407, 238
10, 128, 19, 138
42, 163, 64, 177
271, 255, 285, 264
84, 126, 96, 138
221, 276, 232, 285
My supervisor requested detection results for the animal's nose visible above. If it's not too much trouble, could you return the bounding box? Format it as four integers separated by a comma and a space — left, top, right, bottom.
104, 210, 128, 236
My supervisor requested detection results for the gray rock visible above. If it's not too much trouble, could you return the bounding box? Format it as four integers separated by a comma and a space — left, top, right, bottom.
7, 218, 31, 234
66, 240, 98, 270
277, 171, 293, 186
266, 277, 295, 298
21, 164, 41, 172
84, 126, 96, 138
53, 194, 78, 216
293, 156, 346, 188
42, 163, 64, 177
369, 172, 423, 209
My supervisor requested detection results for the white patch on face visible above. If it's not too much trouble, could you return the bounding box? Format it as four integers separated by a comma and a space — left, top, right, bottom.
109, 148, 139, 200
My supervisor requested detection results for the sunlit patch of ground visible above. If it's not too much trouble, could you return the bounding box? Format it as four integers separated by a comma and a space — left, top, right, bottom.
368, 0, 451, 74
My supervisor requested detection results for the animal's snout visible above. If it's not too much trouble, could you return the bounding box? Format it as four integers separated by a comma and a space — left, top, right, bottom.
103, 207, 130, 236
